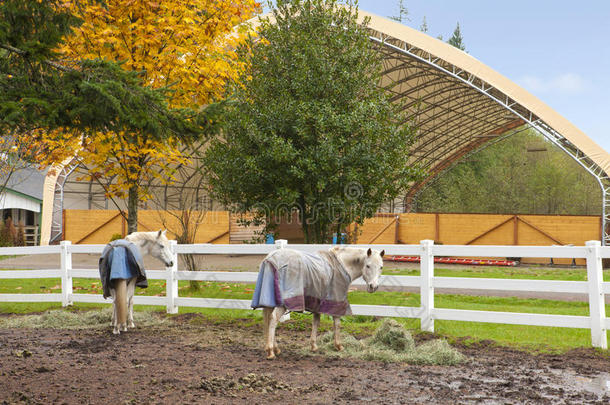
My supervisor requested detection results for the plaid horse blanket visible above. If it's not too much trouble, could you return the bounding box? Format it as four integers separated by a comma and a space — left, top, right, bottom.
251, 248, 352, 316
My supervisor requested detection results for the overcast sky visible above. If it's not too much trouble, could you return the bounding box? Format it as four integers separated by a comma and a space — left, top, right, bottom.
264, 1, 610, 152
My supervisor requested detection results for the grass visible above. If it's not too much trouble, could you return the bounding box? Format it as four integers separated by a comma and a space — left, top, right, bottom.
1, 266, 609, 352
383, 265, 610, 281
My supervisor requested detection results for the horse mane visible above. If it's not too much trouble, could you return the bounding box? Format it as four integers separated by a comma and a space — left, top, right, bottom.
125, 231, 157, 243
330, 246, 367, 272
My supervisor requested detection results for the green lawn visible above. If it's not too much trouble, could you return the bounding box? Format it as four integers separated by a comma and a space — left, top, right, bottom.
383, 265, 610, 281
1, 267, 609, 352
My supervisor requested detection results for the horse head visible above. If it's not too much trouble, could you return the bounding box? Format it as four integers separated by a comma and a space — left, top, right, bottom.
148, 230, 174, 267
362, 248, 384, 293
126, 230, 174, 267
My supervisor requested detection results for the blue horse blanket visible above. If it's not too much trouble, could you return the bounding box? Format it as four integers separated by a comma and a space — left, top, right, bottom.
251, 248, 352, 316
99, 239, 147, 299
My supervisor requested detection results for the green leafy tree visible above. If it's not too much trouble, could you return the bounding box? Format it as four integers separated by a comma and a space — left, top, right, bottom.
447, 22, 466, 51
204, 0, 420, 243
416, 130, 601, 215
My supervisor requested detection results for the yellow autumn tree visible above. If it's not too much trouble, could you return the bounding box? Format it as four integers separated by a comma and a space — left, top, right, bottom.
58, 0, 260, 232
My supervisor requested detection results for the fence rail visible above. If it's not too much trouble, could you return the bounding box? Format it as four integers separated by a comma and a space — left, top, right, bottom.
0, 240, 608, 348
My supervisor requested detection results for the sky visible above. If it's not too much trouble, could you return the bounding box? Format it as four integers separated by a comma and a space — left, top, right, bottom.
359, 0, 610, 152
265, 1, 610, 152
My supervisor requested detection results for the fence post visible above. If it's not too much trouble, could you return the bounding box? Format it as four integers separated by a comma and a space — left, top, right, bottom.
420, 239, 434, 332
585, 240, 607, 349
60, 241, 73, 307
166, 240, 179, 314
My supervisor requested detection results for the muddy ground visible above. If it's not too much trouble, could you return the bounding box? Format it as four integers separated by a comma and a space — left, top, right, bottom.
1, 313, 609, 404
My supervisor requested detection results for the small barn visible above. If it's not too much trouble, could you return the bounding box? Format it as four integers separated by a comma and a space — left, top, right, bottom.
0, 167, 44, 245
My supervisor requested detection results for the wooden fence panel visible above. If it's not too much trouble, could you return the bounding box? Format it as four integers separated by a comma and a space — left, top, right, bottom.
65, 210, 601, 265
64, 210, 124, 244
64, 210, 229, 244
397, 213, 437, 243
355, 214, 398, 244
230, 213, 266, 244
138, 210, 230, 244
439, 214, 514, 245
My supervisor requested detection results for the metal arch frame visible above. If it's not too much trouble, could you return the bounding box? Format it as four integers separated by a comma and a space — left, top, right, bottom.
50, 159, 80, 244
368, 32, 610, 244
407, 124, 532, 211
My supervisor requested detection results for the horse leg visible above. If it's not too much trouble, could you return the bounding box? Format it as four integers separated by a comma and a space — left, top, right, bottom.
310, 312, 321, 351
114, 279, 128, 333
263, 307, 271, 354
333, 316, 343, 351
110, 288, 117, 331
266, 307, 285, 359
127, 277, 136, 328
272, 307, 286, 356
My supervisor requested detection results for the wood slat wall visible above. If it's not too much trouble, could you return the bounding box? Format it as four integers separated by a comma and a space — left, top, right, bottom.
63, 210, 230, 244
64, 210, 601, 265
394, 213, 600, 265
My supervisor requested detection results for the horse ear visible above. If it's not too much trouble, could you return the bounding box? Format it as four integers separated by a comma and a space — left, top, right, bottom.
380, 249, 385, 258
367, 248, 372, 257
157, 230, 163, 238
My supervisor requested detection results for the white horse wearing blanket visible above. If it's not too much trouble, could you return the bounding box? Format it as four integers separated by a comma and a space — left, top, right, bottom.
99, 230, 174, 334
252, 246, 384, 359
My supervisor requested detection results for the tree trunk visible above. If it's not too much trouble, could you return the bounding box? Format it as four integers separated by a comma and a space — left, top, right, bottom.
127, 184, 139, 234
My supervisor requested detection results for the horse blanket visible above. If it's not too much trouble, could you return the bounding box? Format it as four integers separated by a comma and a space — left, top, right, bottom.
99, 239, 147, 299
251, 248, 352, 316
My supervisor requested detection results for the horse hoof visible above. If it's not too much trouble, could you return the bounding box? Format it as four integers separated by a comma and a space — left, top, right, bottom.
113, 329, 120, 335
311, 344, 318, 352
128, 322, 135, 328
274, 346, 281, 356
335, 344, 344, 351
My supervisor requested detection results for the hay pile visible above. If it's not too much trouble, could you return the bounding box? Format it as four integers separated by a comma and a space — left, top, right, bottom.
316, 319, 465, 365
0, 308, 167, 329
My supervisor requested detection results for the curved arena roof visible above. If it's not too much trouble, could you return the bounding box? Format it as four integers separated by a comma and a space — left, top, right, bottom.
358, 10, 609, 199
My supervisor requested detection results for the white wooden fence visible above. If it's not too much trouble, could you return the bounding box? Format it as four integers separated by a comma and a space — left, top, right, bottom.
0, 240, 608, 349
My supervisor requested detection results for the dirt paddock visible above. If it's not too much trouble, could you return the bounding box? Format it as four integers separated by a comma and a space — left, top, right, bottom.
1, 314, 609, 404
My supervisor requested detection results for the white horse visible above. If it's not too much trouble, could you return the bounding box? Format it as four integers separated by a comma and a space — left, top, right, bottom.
261, 246, 384, 359
110, 230, 174, 334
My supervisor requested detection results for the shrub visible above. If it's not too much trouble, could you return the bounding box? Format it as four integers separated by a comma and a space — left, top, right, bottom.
15, 222, 26, 246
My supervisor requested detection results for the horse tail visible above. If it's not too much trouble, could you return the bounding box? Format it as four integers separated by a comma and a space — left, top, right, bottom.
115, 279, 128, 329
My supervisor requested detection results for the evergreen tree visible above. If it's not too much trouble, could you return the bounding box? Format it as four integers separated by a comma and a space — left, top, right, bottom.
0, 0, 215, 233
420, 16, 429, 33
389, 0, 409, 23
447, 22, 466, 51
0, 1, 206, 139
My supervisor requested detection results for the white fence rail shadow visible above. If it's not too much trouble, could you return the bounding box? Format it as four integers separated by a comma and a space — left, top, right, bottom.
0, 239, 608, 349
